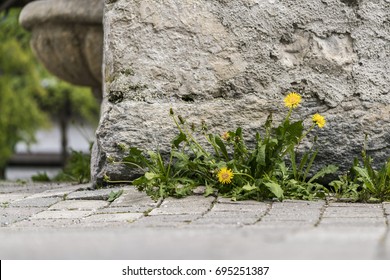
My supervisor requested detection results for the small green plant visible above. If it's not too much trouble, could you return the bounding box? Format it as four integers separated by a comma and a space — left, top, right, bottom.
31, 172, 51, 182
54, 150, 91, 183
330, 137, 390, 202
107, 189, 124, 202
106, 92, 336, 201
1, 202, 9, 208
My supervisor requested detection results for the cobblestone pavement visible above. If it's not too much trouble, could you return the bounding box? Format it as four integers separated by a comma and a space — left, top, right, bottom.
0, 182, 389, 259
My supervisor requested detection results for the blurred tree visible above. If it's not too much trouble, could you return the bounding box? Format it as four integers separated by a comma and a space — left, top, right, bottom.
0, 8, 47, 178
37, 77, 99, 163
0, 8, 99, 179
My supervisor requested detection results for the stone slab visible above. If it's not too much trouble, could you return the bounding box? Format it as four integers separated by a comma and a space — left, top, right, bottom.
148, 196, 214, 216
322, 206, 384, 218
0, 208, 45, 226
0, 182, 70, 194
82, 213, 143, 223
10, 218, 83, 228
249, 220, 316, 229
66, 187, 123, 200
212, 201, 269, 213
48, 200, 109, 211
319, 217, 387, 228
131, 214, 202, 228
27, 185, 83, 199
0, 193, 31, 204
95, 206, 153, 214
108, 187, 157, 211
10, 197, 62, 208
30, 210, 93, 220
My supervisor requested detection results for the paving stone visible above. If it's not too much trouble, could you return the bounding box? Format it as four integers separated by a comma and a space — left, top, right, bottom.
318, 217, 387, 228
66, 187, 123, 200
0, 208, 45, 226
30, 210, 93, 219
0, 193, 31, 204
192, 216, 257, 226
290, 227, 387, 243
261, 215, 319, 223
131, 214, 201, 227
268, 208, 322, 216
384, 230, 390, 259
109, 187, 157, 210
323, 206, 384, 218
181, 223, 242, 229
0, 182, 69, 194
27, 185, 83, 199
10, 218, 83, 228
95, 207, 153, 214
149, 196, 214, 216
216, 197, 262, 205
249, 220, 316, 228
271, 200, 326, 209
48, 200, 109, 211
82, 213, 144, 223
10, 197, 62, 208
212, 201, 269, 213
382, 203, 390, 215
204, 211, 261, 219
329, 202, 384, 208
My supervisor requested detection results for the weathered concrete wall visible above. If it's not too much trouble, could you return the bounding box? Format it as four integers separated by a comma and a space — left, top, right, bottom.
92, 0, 390, 185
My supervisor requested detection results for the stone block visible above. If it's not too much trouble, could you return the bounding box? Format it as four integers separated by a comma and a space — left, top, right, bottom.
66, 187, 123, 200
0, 208, 45, 227
212, 201, 269, 213
131, 214, 201, 228
109, 187, 157, 209
148, 196, 214, 215
48, 200, 109, 211
322, 206, 384, 218
10, 197, 62, 208
319, 217, 387, 228
92, 0, 390, 184
82, 213, 143, 223
0, 193, 30, 204
31, 210, 92, 220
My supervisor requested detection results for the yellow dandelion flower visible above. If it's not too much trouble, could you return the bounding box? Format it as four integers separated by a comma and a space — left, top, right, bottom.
217, 167, 234, 184
221, 132, 230, 141
312, 113, 326, 128
284, 92, 302, 108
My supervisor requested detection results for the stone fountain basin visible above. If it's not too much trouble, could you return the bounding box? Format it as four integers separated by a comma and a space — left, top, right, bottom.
19, 0, 103, 88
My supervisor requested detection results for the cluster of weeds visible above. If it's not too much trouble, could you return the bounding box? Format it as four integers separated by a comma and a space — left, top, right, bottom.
330, 136, 390, 202
106, 92, 338, 201
32, 150, 90, 184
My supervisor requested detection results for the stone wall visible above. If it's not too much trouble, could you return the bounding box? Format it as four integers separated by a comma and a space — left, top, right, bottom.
92, 0, 390, 185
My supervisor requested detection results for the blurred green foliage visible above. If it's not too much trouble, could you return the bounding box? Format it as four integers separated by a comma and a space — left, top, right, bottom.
0, 8, 99, 178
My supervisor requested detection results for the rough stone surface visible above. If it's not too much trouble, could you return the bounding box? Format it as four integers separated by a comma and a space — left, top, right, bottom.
92, 0, 390, 184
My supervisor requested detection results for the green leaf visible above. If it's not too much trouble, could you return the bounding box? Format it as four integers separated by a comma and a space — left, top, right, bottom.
308, 165, 338, 183
353, 166, 376, 193
256, 144, 266, 166
107, 189, 124, 202
172, 132, 187, 148
242, 184, 257, 191
145, 172, 159, 180
264, 181, 284, 200
215, 136, 229, 159
122, 147, 149, 168
286, 121, 304, 144
204, 184, 215, 197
